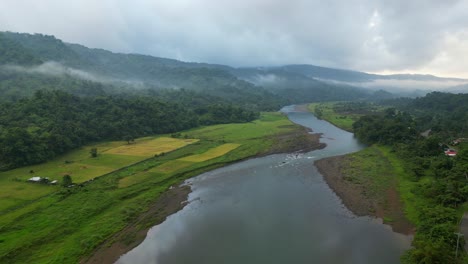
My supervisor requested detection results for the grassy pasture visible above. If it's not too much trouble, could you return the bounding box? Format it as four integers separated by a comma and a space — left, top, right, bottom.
150, 160, 194, 174
0, 136, 197, 213
179, 143, 240, 162
117, 171, 164, 188
0, 183, 57, 212
308, 102, 358, 131
189, 112, 294, 142
104, 137, 198, 156
120, 143, 240, 187
186, 112, 297, 158
308, 102, 386, 131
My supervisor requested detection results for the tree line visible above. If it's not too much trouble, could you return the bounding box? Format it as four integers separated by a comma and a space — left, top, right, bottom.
353, 92, 468, 263
0, 90, 258, 170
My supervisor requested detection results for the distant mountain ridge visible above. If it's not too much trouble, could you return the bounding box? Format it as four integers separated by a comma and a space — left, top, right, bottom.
1, 31, 467, 103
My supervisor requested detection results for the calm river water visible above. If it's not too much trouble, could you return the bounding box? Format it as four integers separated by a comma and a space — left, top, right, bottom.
117, 106, 411, 264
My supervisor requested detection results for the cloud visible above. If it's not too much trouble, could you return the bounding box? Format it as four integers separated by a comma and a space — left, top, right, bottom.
318, 77, 468, 93
0, 0, 467, 77
1, 61, 145, 87
247, 74, 284, 86
2, 61, 108, 81
359, 79, 468, 91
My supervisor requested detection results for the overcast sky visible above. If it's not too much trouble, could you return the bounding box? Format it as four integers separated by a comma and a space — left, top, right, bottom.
1, 0, 467, 78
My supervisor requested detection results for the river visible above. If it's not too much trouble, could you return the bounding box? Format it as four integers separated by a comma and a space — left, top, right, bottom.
116, 106, 411, 264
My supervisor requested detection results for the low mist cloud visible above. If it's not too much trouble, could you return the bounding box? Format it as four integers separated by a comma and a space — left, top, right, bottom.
318, 77, 468, 94
358, 79, 468, 91
2, 61, 105, 82
1, 61, 145, 87
249, 74, 284, 85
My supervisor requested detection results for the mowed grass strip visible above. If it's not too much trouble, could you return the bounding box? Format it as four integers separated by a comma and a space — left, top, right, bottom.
179, 143, 241, 162
104, 137, 198, 156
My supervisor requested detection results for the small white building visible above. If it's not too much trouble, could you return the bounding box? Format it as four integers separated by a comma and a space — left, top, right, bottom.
28, 176, 42, 182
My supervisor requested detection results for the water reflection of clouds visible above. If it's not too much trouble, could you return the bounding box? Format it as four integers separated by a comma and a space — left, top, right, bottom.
117, 108, 409, 264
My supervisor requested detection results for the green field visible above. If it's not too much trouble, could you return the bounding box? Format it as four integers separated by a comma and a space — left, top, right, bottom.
376, 146, 431, 225
308, 102, 384, 131
0, 137, 198, 213
308, 102, 359, 131
179, 143, 241, 162
104, 137, 198, 156
0, 112, 303, 264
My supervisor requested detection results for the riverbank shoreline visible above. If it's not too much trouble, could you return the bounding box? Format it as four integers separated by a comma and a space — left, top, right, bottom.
82, 184, 191, 264
297, 103, 413, 235
315, 154, 414, 235
81, 117, 324, 264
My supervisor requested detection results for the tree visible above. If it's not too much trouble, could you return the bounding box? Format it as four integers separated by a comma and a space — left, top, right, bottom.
62, 174, 72, 187
123, 135, 134, 144
90, 148, 97, 158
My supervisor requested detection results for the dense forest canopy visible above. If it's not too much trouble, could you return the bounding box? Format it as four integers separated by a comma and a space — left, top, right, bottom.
380, 92, 468, 138
0, 90, 259, 170
0, 31, 467, 175
353, 92, 468, 264
0, 34, 42, 65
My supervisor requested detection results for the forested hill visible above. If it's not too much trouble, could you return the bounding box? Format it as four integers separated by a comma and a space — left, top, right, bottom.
0, 33, 42, 65
0, 31, 283, 108
0, 31, 278, 170
351, 92, 468, 263
1, 31, 467, 170
0, 31, 389, 104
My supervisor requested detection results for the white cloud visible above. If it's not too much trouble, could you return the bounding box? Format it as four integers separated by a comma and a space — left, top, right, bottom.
318, 77, 468, 93
416, 30, 468, 78
0, 0, 467, 77
1, 61, 145, 87
2, 61, 104, 81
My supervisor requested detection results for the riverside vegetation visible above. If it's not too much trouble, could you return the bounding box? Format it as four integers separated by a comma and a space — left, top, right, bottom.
0, 31, 326, 263
0, 112, 322, 263
311, 94, 468, 264
2, 31, 468, 263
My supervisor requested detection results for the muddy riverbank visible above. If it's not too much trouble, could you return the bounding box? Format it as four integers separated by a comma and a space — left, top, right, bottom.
315, 155, 414, 235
